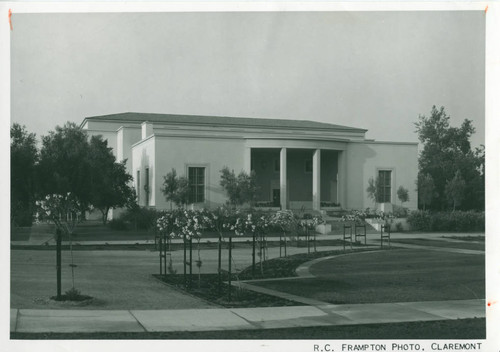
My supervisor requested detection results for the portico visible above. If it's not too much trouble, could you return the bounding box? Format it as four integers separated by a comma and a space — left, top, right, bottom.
246, 139, 347, 211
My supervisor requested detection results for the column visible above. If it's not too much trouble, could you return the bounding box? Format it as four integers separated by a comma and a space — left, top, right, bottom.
243, 147, 252, 173
280, 147, 287, 209
337, 150, 347, 208
312, 149, 321, 211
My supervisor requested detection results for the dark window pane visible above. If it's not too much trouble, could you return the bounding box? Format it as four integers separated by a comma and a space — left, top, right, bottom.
378, 170, 391, 203
188, 167, 205, 203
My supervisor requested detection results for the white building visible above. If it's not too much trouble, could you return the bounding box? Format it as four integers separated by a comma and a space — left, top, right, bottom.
81, 112, 418, 212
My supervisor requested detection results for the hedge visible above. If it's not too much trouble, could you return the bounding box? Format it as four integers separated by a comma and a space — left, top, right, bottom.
407, 210, 485, 232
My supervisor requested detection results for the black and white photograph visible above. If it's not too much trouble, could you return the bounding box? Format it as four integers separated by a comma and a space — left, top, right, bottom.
3, 1, 499, 351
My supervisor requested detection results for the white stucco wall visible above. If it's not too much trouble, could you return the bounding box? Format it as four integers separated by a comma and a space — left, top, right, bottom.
345, 141, 418, 210
131, 136, 156, 207
117, 126, 142, 173
148, 135, 246, 210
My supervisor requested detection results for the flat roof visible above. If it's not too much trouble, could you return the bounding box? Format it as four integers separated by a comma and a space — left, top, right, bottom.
82, 112, 367, 132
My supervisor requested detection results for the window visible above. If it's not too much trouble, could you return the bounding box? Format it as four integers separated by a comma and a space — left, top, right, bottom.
305, 159, 313, 173
378, 170, 392, 203
136, 170, 140, 201
188, 167, 205, 203
274, 159, 280, 172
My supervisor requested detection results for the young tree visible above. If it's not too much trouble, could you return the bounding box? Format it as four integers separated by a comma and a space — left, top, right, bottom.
415, 106, 484, 210
416, 173, 435, 211
445, 170, 466, 211
161, 168, 190, 208
237, 170, 258, 207
36, 193, 84, 296
11, 124, 38, 227
397, 186, 409, 206
366, 176, 381, 207
219, 167, 258, 206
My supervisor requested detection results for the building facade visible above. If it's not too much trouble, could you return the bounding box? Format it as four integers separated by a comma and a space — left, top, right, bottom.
81, 112, 418, 212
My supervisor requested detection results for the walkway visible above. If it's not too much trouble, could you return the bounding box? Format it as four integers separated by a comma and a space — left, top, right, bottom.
10, 299, 485, 333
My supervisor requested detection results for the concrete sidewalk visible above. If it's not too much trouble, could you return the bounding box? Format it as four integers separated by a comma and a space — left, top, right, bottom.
10, 299, 485, 333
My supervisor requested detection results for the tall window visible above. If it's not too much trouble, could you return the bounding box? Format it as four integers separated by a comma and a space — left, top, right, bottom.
188, 167, 205, 203
378, 170, 392, 203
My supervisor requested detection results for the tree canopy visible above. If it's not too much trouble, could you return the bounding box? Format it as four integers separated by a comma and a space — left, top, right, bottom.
366, 176, 381, 205
37, 122, 134, 223
87, 136, 134, 223
219, 167, 258, 206
415, 106, 484, 210
161, 168, 190, 208
37, 122, 92, 208
397, 186, 409, 206
11, 123, 38, 226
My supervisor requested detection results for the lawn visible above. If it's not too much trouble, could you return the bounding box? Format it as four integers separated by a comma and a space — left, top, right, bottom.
392, 238, 485, 251
250, 249, 485, 304
442, 235, 485, 242
11, 318, 485, 339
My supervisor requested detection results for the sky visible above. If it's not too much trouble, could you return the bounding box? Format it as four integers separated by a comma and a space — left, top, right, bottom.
10, 10, 485, 148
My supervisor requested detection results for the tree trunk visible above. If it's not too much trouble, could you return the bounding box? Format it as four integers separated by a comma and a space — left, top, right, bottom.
101, 207, 109, 225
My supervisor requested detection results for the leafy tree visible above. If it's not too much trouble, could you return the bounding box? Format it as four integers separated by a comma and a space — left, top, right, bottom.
366, 176, 381, 206
445, 170, 466, 211
415, 106, 484, 210
396, 186, 409, 206
161, 168, 190, 208
37, 122, 92, 210
219, 167, 258, 206
87, 136, 134, 224
416, 173, 436, 211
37, 122, 134, 223
11, 124, 38, 226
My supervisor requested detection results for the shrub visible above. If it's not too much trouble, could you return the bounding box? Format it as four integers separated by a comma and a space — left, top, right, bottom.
407, 211, 432, 231
123, 207, 159, 231
65, 287, 82, 300
108, 218, 128, 231
255, 201, 275, 208
407, 210, 484, 232
395, 222, 404, 232
320, 201, 340, 207
392, 206, 409, 218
